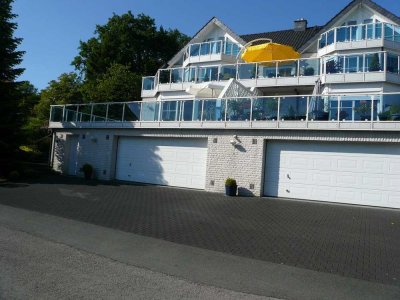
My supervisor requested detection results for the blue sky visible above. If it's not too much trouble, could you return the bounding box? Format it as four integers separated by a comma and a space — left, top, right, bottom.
13, 0, 400, 90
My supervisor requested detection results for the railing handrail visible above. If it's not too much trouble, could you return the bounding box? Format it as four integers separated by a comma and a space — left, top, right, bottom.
50, 92, 400, 108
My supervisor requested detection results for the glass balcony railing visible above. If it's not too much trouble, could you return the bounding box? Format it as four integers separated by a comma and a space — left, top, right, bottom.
143, 51, 400, 91
319, 22, 400, 49
142, 76, 156, 90
50, 93, 400, 125
183, 40, 242, 61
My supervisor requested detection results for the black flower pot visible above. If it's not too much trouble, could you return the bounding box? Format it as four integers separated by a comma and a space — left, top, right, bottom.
225, 185, 237, 197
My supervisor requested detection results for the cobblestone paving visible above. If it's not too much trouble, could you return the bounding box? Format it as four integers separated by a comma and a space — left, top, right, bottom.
0, 176, 399, 286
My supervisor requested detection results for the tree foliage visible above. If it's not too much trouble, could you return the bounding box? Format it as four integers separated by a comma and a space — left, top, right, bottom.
0, 0, 25, 161
72, 11, 189, 85
82, 64, 141, 102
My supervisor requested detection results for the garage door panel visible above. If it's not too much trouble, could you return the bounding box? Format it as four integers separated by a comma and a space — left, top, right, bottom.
264, 141, 400, 209
116, 137, 207, 189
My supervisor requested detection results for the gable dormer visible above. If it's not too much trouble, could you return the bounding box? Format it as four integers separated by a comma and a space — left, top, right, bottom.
299, 0, 400, 56
167, 17, 245, 68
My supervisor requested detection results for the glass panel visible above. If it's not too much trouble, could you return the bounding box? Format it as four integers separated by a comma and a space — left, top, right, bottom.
124, 103, 141, 121
141, 102, 160, 121
325, 56, 343, 74
91, 104, 107, 122
344, 55, 363, 73
277, 61, 298, 77
379, 94, 400, 121
340, 96, 372, 121
351, 25, 364, 41
107, 103, 124, 122
238, 63, 256, 80
336, 27, 349, 42
210, 41, 221, 54
299, 59, 319, 76
384, 23, 394, 41
366, 23, 374, 39
161, 101, 179, 121
202, 99, 224, 121
375, 23, 382, 39
183, 67, 196, 83
279, 96, 307, 120
193, 100, 203, 121
326, 30, 334, 45
224, 41, 240, 56
159, 69, 171, 84
395, 25, 400, 42
319, 33, 327, 49
327, 96, 339, 121
258, 63, 277, 78
365, 53, 383, 72
77, 105, 92, 122
226, 98, 251, 121
64, 105, 78, 122
190, 44, 200, 56
220, 65, 237, 80
387, 54, 399, 73
142, 77, 155, 90
171, 68, 183, 83
180, 100, 199, 121
200, 42, 210, 55
308, 96, 329, 121
197, 67, 219, 82
50, 106, 64, 122
251, 97, 279, 121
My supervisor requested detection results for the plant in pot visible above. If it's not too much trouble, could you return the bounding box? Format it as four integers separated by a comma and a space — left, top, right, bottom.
80, 163, 93, 180
225, 178, 237, 197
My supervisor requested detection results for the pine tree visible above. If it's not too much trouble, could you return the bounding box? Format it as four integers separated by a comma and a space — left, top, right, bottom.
0, 0, 25, 167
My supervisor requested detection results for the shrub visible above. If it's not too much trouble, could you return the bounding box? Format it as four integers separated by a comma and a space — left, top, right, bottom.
8, 170, 20, 181
80, 163, 93, 180
225, 178, 237, 186
22, 168, 39, 179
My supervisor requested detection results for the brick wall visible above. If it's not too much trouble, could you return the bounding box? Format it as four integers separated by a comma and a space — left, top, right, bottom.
52, 128, 400, 196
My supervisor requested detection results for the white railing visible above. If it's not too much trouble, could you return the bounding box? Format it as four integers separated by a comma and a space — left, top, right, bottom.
183, 40, 242, 61
50, 93, 400, 125
318, 22, 400, 49
142, 51, 400, 91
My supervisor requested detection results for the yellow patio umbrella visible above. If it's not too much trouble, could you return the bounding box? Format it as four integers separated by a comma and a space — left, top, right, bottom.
239, 38, 300, 63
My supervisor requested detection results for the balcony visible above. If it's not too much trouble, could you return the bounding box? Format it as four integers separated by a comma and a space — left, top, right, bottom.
142, 58, 321, 95
322, 51, 400, 84
49, 93, 400, 131
182, 40, 242, 66
318, 22, 400, 56
142, 51, 400, 96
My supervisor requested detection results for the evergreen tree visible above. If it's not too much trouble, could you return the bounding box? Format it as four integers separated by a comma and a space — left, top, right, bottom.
0, 0, 25, 165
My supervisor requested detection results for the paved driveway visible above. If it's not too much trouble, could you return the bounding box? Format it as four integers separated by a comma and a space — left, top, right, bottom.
0, 176, 399, 286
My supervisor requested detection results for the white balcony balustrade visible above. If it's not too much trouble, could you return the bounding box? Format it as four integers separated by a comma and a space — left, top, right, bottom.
318, 22, 400, 56
141, 51, 400, 94
50, 93, 400, 131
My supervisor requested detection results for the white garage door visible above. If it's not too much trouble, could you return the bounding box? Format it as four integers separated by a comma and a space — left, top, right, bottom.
115, 137, 208, 189
264, 141, 400, 209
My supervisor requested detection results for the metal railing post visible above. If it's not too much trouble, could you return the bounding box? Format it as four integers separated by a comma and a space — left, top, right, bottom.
224, 99, 228, 122
62, 106, 66, 122
76, 105, 79, 122
90, 104, 94, 122
121, 103, 126, 121
105, 103, 109, 122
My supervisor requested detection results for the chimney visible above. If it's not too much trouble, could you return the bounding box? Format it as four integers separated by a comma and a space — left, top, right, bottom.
294, 18, 308, 31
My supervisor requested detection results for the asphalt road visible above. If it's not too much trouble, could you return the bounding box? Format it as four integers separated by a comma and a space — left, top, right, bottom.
0, 224, 272, 300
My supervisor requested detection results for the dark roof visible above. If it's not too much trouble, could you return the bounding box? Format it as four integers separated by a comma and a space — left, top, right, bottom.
240, 26, 323, 50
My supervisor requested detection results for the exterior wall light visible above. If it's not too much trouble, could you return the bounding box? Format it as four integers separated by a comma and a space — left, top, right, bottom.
230, 135, 240, 146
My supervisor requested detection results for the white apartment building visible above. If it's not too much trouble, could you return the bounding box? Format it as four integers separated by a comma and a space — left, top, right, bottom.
49, 0, 400, 209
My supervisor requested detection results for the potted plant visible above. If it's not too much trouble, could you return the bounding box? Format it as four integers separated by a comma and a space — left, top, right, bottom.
225, 178, 237, 196
80, 163, 93, 180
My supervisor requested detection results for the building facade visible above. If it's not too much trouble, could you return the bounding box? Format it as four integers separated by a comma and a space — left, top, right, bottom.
49, 0, 400, 209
